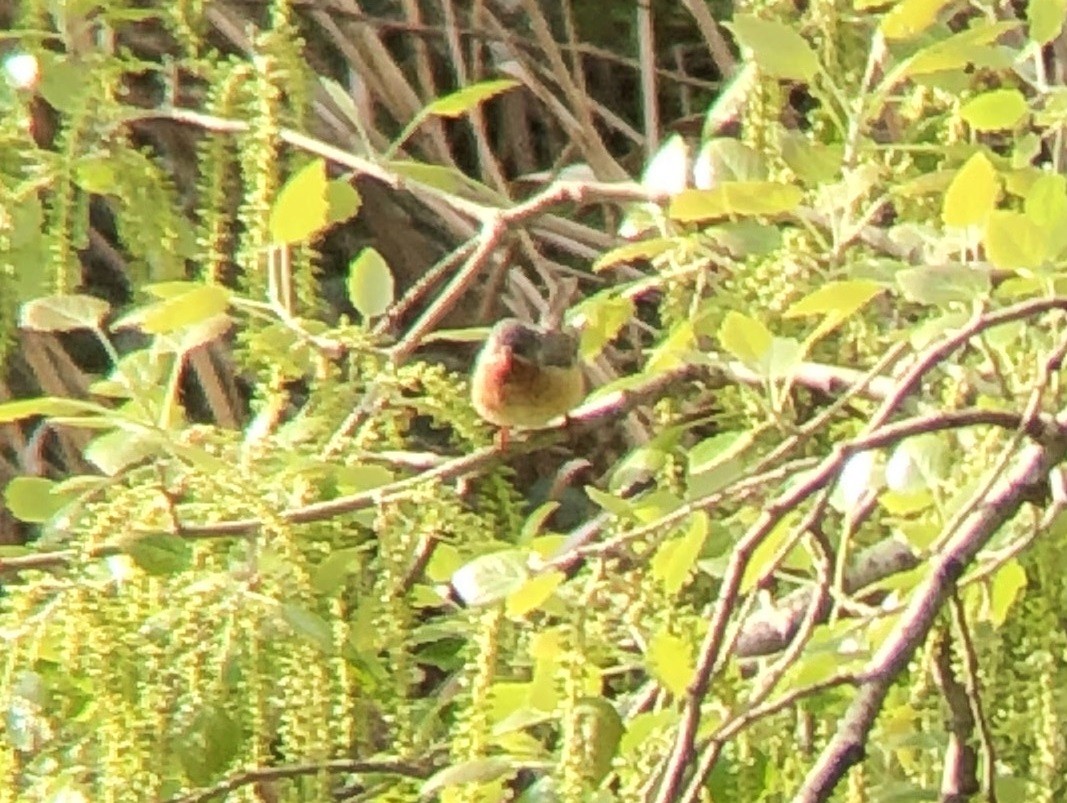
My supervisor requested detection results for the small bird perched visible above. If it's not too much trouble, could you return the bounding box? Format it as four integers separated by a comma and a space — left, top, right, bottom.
470, 318, 585, 443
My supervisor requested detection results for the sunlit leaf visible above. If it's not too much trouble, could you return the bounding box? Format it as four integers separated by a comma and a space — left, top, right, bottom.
577, 295, 633, 359
740, 515, 795, 594
85, 428, 160, 476
647, 628, 694, 697
1029, 0, 1067, 44
650, 513, 708, 596
987, 559, 1026, 627
880, 0, 951, 40
942, 151, 998, 228
669, 183, 802, 221
592, 238, 675, 272
19, 294, 110, 332
423, 79, 520, 118
984, 210, 1046, 269
326, 179, 362, 225
4, 477, 70, 523
779, 130, 843, 186
420, 757, 516, 798
904, 22, 1019, 77
728, 15, 820, 81
506, 571, 564, 618
718, 311, 772, 366
693, 138, 767, 189
346, 248, 394, 319
269, 159, 330, 244
785, 280, 883, 319
896, 264, 991, 305
0, 397, 113, 424
959, 89, 1028, 131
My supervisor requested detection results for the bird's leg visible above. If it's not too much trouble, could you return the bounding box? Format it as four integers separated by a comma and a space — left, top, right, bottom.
495, 427, 511, 450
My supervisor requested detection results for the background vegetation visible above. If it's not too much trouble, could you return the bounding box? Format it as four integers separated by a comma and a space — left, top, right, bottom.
1, 0, 1067, 800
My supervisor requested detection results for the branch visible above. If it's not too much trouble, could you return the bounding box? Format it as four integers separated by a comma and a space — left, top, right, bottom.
793, 430, 1067, 801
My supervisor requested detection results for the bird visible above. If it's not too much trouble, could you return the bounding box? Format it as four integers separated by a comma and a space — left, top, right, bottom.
470, 318, 585, 445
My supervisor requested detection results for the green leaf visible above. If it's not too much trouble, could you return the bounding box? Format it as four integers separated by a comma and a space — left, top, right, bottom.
592, 238, 675, 272
577, 295, 634, 359
0, 397, 113, 424
785, 280, 883, 319
727, 15, 820, 81
269, 159, 330, 244
586, 486, 636, 518
85, 428, 161, 476
984, 210, 1047, 269
779, 130, 843, 186
941, 151, 998, 228
311, 548, 364, 595
708, 220, 783, 257
764, 336, 802, 380
669, 182, 803, 221
346, 248, 394, 319
1029, 0, 1067, 44
718, 311, 773, 366
326, 179, 362, 225
904, 22, 1020, 77
647, 628, 694, 697
4, 477, 70, 523
19, 294, 110, 332
650, 513, 708, 597
136, 285, 231, 335
420, 757, 516, 798
450, 550, 529, 607
896, 264, 991, 306
505, 571, 564, 618
693, 138, 768, 187
880, 0, 951, 40
423, 79, 520, 117
125, 533, 192, 576
959, 89, 1028, 131
987, 559, 1026, 627
281, 603, 335, 652
1024, 173, 1067, 258
741, 515, 795, 594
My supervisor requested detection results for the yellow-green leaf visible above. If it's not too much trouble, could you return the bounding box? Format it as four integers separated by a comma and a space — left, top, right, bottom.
326, 179, 362, 225
137, 285, 231, 335
785, 280, 883, 319
269, 159, 330, 244
1029, 0, 1067, 44
942, 151, 998, 228
346, 248, 394, 319
0, 397, 113, 424
741, 514, 795, 594
984, 210, 1047, 269
4, 477, 70, 523
650, 513, 708, 596
987, 559, 1026, 627
880, 0, 951, 40
506, 571, 565, 618
592, 238, 675, 272
959, 89, 1029, 131
647, 628, 694, 697
718, 311, 772, 366
896, 264, 992, 306
125, 533, 192, 577
728, 15, 821, 81
669, 182, 803, 221
904, 22, 1019, 77
424, 79, 520, 118
577, 295, 634, 359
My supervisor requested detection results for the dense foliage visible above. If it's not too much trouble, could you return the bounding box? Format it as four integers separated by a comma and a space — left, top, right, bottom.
2, 0, 1067, 801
